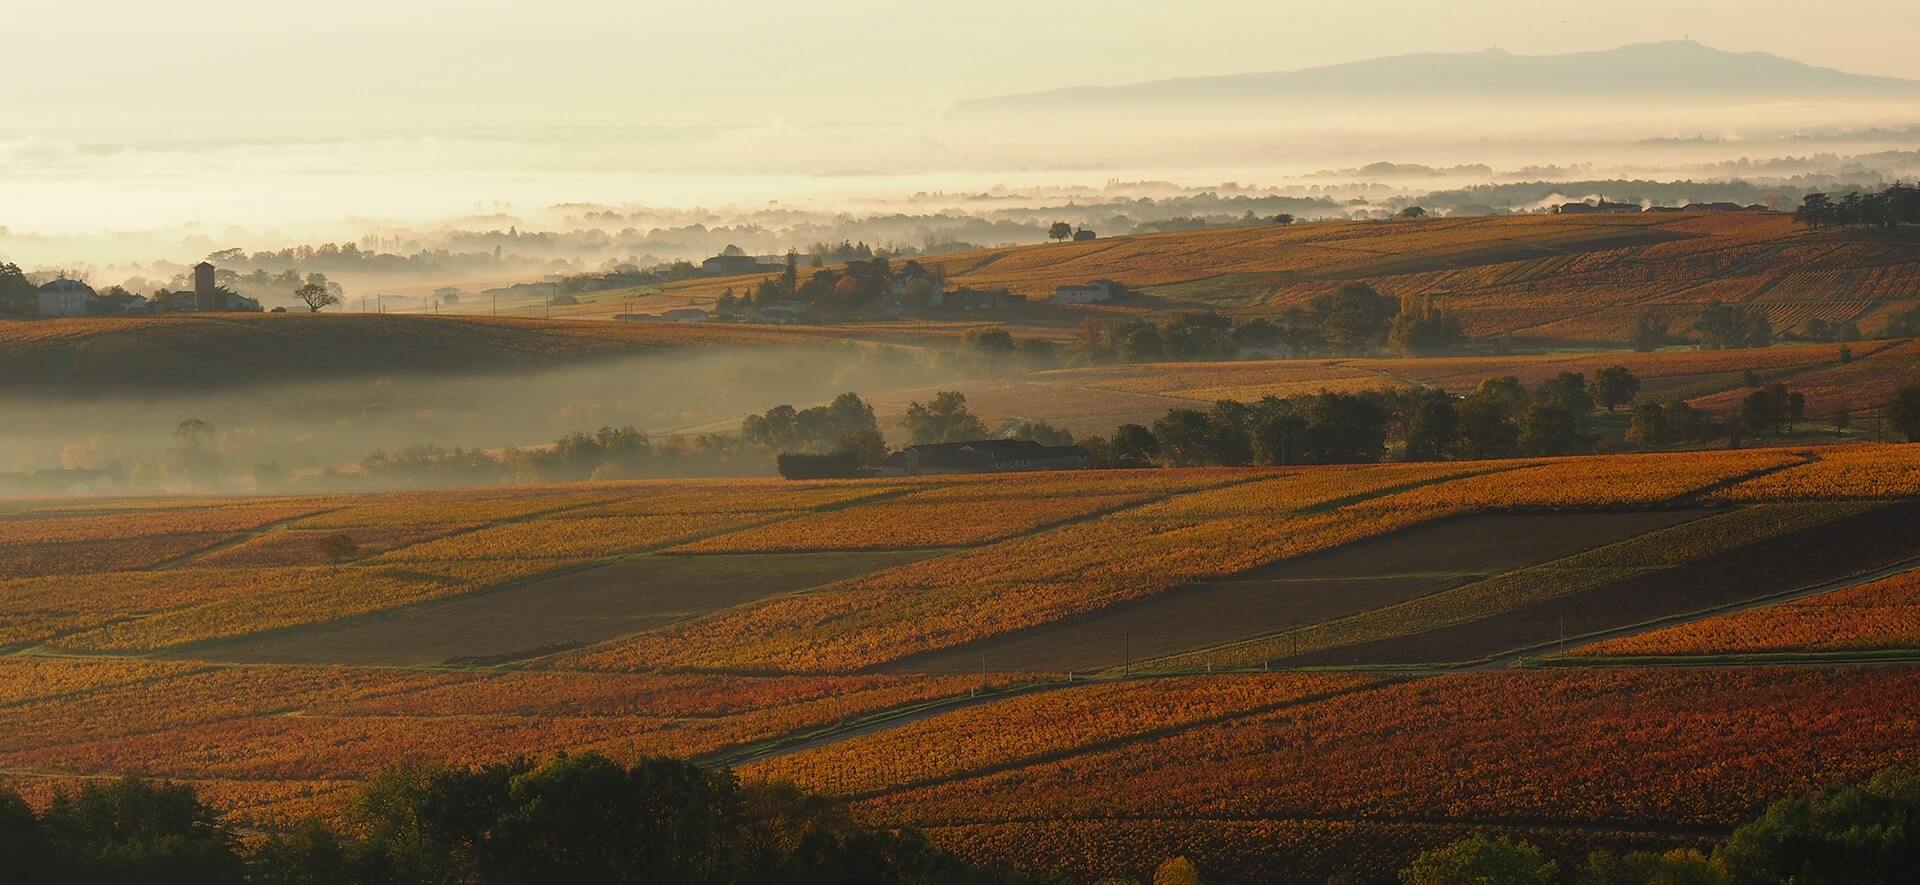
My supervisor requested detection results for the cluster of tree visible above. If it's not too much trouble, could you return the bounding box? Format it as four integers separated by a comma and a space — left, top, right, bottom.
1634, 303, 1870, 351
1399, 764, 1920, 885
350, 427, 772, 489
0, 754, 1037, 885
1076, 285, 1463, 362
0, 261, 36, 316
744, 393, 887, 467
171, 262, 348, 311
772, 391, 1072, 479
1083, 367, 1654, 469
352, 395, 888, 485
1691, 302, 1774, 350
1792, 182, 1920, 229
714, 254, 968, 321
903, 391, 991, 445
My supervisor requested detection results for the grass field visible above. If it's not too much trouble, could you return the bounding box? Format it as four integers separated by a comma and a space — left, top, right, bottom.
6, 447, 1920, 881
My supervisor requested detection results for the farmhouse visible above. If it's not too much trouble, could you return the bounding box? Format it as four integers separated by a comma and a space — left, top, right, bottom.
1051, 279, 1118, 304
35, 278, 97, 317
1554, 199, 1642, 215
889, 439, 1091, 476
700, 254, 782, 276
946, 287, 1017, 311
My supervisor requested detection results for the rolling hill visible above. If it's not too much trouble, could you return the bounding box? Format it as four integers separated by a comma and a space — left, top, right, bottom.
657, 211, 1920, 346
0, 313, 845, 393
953, 40, 1920, 115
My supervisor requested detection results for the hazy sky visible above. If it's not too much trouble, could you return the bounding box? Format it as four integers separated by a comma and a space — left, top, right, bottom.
8, 0, 1920, 244
12, 0, 1920, 134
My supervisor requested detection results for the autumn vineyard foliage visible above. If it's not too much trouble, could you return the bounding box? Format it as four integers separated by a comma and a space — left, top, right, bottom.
4, 446, 1920, 880
654, 211, 1920, 349
1573, 567, 1920, 657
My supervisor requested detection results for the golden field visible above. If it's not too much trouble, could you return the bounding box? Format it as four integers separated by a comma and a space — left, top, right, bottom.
6, 447, 1920, 878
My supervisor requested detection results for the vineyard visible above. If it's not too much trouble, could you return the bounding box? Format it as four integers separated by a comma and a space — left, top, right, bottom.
4, 447, 1920, 882
657, 210, 1920, 346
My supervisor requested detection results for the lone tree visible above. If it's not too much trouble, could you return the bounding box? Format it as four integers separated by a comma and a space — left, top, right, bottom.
1048, 222, 1074, 242
295, 281, 340, 313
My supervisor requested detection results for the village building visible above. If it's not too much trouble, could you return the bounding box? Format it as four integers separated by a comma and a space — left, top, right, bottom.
1554, 198, 1642, 215
884, 439, 1091, 476
699, 254, 781, 276
945, 287, 1016, 311
36, 278, 97, 317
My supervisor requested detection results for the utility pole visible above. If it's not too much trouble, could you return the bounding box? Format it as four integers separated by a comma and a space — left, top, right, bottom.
1122, 632, 1131, 675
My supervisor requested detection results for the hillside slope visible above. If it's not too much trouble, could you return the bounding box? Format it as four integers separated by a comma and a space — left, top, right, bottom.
0, 314, 835, 393
669, 211, 1920, 345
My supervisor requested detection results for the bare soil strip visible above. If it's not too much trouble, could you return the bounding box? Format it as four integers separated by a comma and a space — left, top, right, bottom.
1287, 502, 1920, 667
879, 511, 1702, 675
192, 550, 935, 666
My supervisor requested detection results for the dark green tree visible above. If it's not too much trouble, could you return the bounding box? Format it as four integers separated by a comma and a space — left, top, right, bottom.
902, 392, 989, 445
1109, 424, 1161, 468
42, 778, 245, 885
1518, 402, 1580, 456
1400, 833, 1557, 885
0, 787, 51, 885
1310, 282, 1400, 353
1454, 377, 1526, 459
1716, 766, 1920, 885
1591, 366, 1641, 412
1400, 388, 1460, 461
1151, 409, 1219, 467
1888, 384, 1920, 442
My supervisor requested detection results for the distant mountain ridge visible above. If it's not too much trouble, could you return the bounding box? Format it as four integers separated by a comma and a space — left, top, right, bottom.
955, 41, 1920, 114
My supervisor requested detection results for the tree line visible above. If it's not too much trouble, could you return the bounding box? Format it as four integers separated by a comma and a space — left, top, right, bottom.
0, 754, 1033, 885
2, 754, 1913, 884
1065, 366, 1855, 471
1398, 763, 1920, 885
1792, 182, 1920, 230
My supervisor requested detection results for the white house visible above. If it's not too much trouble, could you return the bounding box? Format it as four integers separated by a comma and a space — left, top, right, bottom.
36, 278, 97, 317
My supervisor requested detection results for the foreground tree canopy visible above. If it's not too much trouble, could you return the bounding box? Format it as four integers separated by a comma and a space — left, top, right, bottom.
0, 754, 1030, 885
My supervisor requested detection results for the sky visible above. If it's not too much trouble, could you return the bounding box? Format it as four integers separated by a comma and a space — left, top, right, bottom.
7, 1, 1920, 244
11, 0, 1920, 134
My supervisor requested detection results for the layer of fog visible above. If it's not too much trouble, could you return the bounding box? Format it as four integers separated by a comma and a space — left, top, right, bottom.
0, 344, 971, 493
9, 93, 1920, 275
